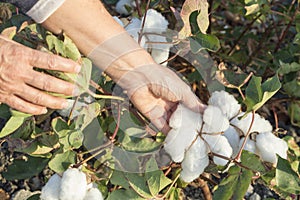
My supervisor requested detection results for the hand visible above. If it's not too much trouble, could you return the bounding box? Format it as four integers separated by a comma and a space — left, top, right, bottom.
117, 64, 206, 133
0, 36, 81, 115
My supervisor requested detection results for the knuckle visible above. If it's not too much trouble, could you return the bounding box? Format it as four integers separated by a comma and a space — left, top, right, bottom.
32, 93, 44, 105
47, 54, 57, 70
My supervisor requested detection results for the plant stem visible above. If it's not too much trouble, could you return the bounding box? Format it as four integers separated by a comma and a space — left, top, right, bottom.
159, 172, 181, 199
234, 111, 255, 161
88, 90, 124, 101
110, 103, 121, 141
138, 0, 151, 44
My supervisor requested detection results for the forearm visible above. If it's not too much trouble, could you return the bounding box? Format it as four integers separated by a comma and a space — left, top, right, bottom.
42, 0, 155, 82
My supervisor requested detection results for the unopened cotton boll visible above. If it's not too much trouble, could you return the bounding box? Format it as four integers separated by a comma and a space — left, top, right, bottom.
83, 188, 103, 200
164, 104, 202, 162
202, 135, 232, 166
40, 174, 61, 200
115, 0, 135, 15
208, 91, 240, 119
231, 112, 272, 135
202, 105, 230, 133
239, 137, 256, 154
180, 137, 209, 182
224, 126, 240, 156
59, 168, 87, 200
256, 132, 288, 164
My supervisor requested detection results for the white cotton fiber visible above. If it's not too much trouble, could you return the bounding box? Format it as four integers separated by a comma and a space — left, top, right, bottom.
202, 105, 230, 133
164, 104, 202, 162
142, 9, 169, 33
83, 188, 104, 200
202, 135, 232, 166
231, 113, 272, 135
256, 132, 288, 164
40, 174, 62, 200
180, 137, 209, 182
223, 126, 240, 156
59, 168, 87, 200
115, 0, 134, 15
239, 137, 256, 154
208, 91, 241, 119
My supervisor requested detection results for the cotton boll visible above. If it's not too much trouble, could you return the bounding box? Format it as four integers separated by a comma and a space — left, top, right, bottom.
202, 105, 230, 133
239, 137, 256, 154
164, 104, 202, 162
115, 0, 134, 15
112, 16, 124, 26
40, 174, 61, 200
208, 91, 240, 119
146, 35, 171, 66
125, 18, 147, 47
180, 137, 209, 182
143, 9, 168, 33
59, 168, 87, 200
224, 126, 240, 156
202, 135, 232, 166
231, 113, 272, 135
83, 188, 103, 200
256, 132, 288, 164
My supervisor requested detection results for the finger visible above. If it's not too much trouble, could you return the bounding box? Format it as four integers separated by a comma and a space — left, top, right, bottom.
7, 95, 47, 115
181, 90, 207, 114
29, 49, 81, 73
16, 84, 67, 110
25, 70, 76, 96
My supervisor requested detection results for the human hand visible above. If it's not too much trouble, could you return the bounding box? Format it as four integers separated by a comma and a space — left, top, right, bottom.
0, 36, 81, 115
117, 64, 206, 133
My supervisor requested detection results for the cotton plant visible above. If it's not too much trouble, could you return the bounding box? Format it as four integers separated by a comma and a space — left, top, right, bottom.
164, 90, 288, 183
115, 0, 136, 15
40, 168, 103, 200
113, 8, 171, 65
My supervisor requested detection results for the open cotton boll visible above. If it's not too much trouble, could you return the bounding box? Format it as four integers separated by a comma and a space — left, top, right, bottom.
40, 174, 61, 200
83, 188, 103, 200
224, 126, 240, 156
202, 105, 230, 133
164, 104, 202, 162
239, 137, 256, 154
125, 18, 147, 48
202, 135, 232, 166
256, 132, 288, 164
142, 9, 168, 33
59, 168, 87, 200
208, 91, 240, 119
146, 35, 171, 66
181, 137, 209, 182
231, 113, 272, 135
115, 0, 135, 15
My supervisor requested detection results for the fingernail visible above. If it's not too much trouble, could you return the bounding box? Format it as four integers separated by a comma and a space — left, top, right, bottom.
41, 108, 48, 114
75, 64, 81, 73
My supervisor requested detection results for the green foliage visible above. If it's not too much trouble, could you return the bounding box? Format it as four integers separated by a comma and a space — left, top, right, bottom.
244, 75, 281, 113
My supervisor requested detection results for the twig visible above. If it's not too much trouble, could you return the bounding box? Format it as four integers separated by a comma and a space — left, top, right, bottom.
135, 0, 143, 18
198, 178, 212, 200
110, 103, 121, 141
138, 0, 151, 44
234, 111, 255, 161
274, 3, 298, 53
272, 105, 279, 130
68, 96, 80, 125
159, 173, 181, 199
89, 80, 107, 94
227, 14, 262, 56
88, 90, 125, 101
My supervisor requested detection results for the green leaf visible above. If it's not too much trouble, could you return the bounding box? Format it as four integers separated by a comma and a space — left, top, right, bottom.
288, 101, 300, 127
46, 34, 66, 57
213, 166, 253, 200
64, 34, 81, 61
275, 156, 300, 194
75, 101, 102, 130
167, 187, 182, 200
0, 103, 11, 119
125, 173, 153, 199
107, 189, 144, 200
68, 129, 84, 149
3, 156, 49, 180
244, 75, 281, 113
27, 194, 40, 200
48, 150, 76, 173
284, 79, 300, 98
0, 113, 31, 138
110, 170, 130, 189
241, 150, 267, 174
144, 157, 171, 196
278, 61, 300, 75
189, 32, 220, 53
